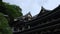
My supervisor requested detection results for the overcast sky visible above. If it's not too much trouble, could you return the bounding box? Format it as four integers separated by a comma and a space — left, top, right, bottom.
3, 0, 60, 16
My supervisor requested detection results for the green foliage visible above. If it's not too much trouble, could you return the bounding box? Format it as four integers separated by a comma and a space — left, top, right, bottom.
0, 13, 12, 34
0, 2, 23, 34
3, 2, 23, 19
0, 32, 2, 34
0, 13, 8, 27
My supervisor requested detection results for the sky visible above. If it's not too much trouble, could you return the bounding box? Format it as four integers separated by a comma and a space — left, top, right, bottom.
3, 0, 60, 16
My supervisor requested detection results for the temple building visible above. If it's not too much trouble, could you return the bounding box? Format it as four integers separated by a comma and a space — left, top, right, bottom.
19, 12, 32, 22
13, 5, 60, 34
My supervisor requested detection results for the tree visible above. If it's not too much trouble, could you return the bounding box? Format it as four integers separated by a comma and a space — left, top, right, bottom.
2, 2, 23, 19
0, 13, 12, 34
0, 1, 23, 34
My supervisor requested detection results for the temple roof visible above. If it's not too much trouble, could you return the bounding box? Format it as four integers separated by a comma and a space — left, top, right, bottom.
37, 6, 51, 17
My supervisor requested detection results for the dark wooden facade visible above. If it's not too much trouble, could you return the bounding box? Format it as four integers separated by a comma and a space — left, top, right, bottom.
13, 5, 60, 34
